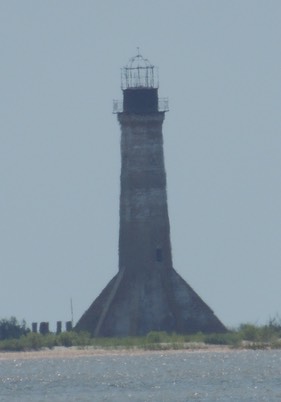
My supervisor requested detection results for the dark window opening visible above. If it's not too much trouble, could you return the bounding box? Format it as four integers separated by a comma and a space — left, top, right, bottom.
156, 248, 163, 262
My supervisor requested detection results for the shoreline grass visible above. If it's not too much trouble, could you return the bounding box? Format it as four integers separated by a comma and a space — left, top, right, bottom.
1, 322, 281, 352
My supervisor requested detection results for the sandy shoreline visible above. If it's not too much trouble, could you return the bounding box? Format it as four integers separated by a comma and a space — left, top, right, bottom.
0, 345, 235, 361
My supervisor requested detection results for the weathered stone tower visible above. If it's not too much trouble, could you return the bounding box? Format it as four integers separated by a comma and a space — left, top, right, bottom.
75, 53, 226, 336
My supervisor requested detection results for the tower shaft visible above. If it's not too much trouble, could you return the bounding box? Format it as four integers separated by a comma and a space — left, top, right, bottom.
118, 113, 172, 275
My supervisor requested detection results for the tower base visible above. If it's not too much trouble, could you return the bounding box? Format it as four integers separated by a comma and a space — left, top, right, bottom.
75, 267, 226, 336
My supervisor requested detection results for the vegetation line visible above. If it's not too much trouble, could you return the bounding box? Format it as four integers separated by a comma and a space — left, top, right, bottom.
1, 317, 281, 352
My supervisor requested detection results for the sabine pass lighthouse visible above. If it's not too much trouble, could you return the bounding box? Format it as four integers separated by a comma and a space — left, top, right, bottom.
75, 53, 226, 336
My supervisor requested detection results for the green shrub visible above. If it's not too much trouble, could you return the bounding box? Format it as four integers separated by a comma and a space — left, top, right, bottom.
239, 324, 260, 341
184, 332, 205, 343
0, 338, 25, 351
146, 331, 167, 343
42, 333, 57, 349
204, 332, 242, 346
57, 331, 79, 347
75, 331, 91, 347
23, 333, 44, 350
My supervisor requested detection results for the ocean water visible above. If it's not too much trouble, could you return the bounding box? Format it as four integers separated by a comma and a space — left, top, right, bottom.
1, 349, 281, 401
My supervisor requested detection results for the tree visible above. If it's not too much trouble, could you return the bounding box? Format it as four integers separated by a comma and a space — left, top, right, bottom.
0, 317, 29, 340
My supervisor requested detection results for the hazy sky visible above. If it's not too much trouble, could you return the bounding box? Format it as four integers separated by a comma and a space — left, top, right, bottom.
1, 1, 281, 331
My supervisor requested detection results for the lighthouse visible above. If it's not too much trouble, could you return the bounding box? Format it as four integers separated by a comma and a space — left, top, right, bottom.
75, 53, 226, 336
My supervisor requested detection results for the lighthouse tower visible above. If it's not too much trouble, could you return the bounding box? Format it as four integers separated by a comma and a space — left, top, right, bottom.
75, 53, 226, 336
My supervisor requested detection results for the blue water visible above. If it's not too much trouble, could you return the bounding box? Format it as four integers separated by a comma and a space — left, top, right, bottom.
1, 350, 281, 401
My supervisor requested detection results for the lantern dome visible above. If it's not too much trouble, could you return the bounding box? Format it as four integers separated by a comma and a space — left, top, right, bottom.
121, 52, 158, 89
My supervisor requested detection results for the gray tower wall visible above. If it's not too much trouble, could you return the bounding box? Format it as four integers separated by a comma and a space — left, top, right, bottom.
118, 113, 172, 275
